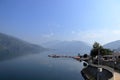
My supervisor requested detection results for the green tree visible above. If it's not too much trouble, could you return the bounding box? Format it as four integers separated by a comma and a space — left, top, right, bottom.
93, 42, 100, 49
90, 42, 112, 57
90, 42, 100, 57
83, 54, 88, 58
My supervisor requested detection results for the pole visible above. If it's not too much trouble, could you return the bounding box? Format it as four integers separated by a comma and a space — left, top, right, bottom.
97, 49, 100, 80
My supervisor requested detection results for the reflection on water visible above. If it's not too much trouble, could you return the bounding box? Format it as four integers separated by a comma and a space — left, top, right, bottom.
0, 51, 84, 80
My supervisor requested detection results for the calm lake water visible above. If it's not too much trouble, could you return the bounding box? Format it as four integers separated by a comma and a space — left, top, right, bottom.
0, 51, 84, 80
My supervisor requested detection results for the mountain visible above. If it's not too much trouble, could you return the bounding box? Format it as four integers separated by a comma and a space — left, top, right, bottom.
104, 40, 120, 51
0, 33, 46, 60
41, 40, 62, 48
42, 40, 91, 55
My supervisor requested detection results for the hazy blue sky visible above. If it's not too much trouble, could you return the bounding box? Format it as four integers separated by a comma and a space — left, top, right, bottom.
1, 0, 120, 45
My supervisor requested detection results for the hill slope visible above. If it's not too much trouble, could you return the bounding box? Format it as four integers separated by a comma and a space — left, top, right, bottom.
0, 33, 46, 60
104, 40, 120, 51
42, 41, 91, 55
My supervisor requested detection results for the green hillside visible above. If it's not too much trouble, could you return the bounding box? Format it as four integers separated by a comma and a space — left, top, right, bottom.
0, 33, 46, 60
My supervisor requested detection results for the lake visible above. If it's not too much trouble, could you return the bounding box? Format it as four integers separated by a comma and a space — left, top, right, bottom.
0, 51, 84, 80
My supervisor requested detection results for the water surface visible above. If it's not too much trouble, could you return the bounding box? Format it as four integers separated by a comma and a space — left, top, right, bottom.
0, 51, 84, 80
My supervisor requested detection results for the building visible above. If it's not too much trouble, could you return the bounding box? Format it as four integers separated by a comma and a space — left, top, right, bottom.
102, 52, 120, 61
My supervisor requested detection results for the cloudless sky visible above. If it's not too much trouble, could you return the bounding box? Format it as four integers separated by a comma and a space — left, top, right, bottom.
1, 0, 120, 45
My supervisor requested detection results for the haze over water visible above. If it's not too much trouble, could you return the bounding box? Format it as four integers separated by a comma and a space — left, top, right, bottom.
0, 51, 84, 80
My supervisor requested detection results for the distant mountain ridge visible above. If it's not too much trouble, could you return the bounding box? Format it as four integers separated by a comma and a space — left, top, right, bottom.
0, 33, 46, 60
104, 40, 120, 51
42, 40, 92, 55
42, 40, 120, 54
1, 32, 120, 60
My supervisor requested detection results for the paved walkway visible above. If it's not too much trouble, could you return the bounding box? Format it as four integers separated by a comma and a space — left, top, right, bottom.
108, 72, 120, 80
113, 72, 120, 80
90, 64, 120, 80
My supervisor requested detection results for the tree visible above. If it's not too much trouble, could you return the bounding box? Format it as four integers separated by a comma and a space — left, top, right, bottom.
90, 42, 112, 57
83, 54, 88, 58
90, 42, 100, 57
119, 56, 120, 59
93, 42, 100, 49
100, 48, 112, 56
78, 53, 81, 57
